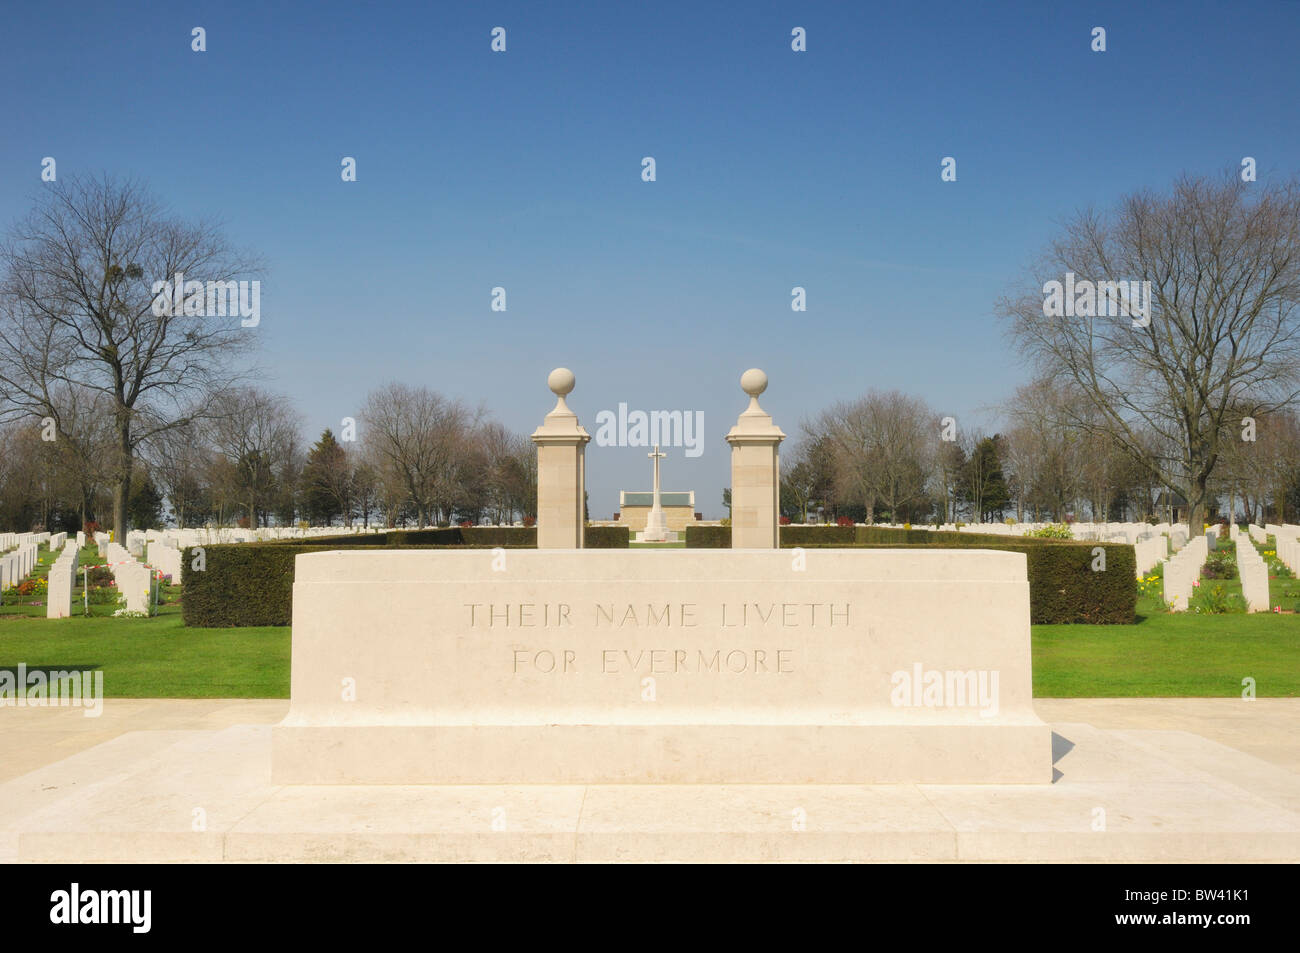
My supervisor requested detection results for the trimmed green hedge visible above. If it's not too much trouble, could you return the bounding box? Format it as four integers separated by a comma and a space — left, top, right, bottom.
183, 526, 627, 627
186, 526, 1132, 627
465, 527, 537, 546
854, 526, 937, 544
386, 528, 462, 546
687, 524, 953, 548
793, 541, 1136, 624
183, 543, 311, 628
684, 524, 1135, 624
685, 525, 732, 548
688, 524, 956, 548
782, 525, 857, 545
585, 525, 631, 548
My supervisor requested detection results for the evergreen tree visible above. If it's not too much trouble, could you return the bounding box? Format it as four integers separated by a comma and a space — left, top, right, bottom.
960, 435, 1010, 523
301, 429, 350, 526
127, 475, 165, 529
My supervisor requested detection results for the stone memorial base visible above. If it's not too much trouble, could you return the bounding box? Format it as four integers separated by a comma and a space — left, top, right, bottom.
3, 714, 1297, 863
632, 529, 679, 543
273, 549, 1051, 786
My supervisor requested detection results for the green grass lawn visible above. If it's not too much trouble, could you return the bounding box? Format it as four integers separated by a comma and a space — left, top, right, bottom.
0, 605, 289, 697
1031, 541, 1296, 697
1032, 610, 1300, 697
2, 541, 286, 696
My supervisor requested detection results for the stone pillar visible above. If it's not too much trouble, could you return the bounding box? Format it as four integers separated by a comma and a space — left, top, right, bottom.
725, 368, 785, 549
531, 368, 591, 549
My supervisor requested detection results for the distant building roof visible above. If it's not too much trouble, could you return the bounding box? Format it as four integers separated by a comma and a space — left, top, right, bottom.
620, 491, 694, 507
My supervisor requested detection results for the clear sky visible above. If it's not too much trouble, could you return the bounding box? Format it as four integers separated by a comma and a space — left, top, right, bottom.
3, 1, 1298, 517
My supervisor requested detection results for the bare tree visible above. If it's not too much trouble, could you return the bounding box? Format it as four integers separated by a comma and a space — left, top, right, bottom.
43, 383, 117, 527
144, 420, 212, 528
1002, 173, 1300, 533
477, 422, 537, 524
780, 448, 819, 523
352, 459, 380, 528
360, 383, 477, 528
207, 387, 300, 526
933, 439, 966, 524
1219, 408, 1300, 522
0, 175, 260, 537
0, 421, 51, 530
808, 390, 935, 523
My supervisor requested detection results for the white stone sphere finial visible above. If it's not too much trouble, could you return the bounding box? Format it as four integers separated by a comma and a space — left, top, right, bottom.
547, 367, 576, 414
741, 368, 767, 398
741, 368, 768, 413
548, 367, 575, 397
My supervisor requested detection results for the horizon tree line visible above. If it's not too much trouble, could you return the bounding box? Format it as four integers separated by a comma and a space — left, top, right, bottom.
0, 381, 537, 534
4, 172, 1300, 536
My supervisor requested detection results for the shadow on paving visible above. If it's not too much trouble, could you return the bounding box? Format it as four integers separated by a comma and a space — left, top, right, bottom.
1051, 730, 1076, 784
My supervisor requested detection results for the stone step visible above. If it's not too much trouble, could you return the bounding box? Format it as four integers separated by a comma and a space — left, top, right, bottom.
7, 722, 1298, 863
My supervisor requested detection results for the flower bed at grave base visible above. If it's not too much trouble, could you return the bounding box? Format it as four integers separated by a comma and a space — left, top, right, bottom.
684, 525, 1136, 624
0, 576, 48, 605
182, 527, 630, 628
1138, 566, 1164, 602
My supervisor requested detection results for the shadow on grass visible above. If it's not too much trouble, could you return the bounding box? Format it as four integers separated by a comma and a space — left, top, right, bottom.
1, 664, 102, 676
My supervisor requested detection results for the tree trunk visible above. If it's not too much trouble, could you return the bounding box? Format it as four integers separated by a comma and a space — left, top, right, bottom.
113, 421, 132, 540
1186, 471, 1210, 539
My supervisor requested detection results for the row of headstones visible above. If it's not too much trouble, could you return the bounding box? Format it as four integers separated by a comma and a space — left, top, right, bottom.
123, 512, 647, 580
46, 538, 80, 618
873, 520, 1176, 578
1, 530, 72, 553
1161, 534, 1209, 611
932, 520, 1177, 577
1268, 525, 1300, 577
123, 525, 385, 556
914, 521, 1176, 545
104, 542, 154, 614
0, 533, 49, 590
1234, 531, 1271, 612
888, 522, 1053, 534
1134, 535, 1168, 577
146, 538, 183, 582
1162, 522, 1300, 612
928, 521, 1290, 601
1164, 525, 1270, 612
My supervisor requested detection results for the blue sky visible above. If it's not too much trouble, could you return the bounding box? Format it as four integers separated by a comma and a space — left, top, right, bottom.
3, 0, 1298, 517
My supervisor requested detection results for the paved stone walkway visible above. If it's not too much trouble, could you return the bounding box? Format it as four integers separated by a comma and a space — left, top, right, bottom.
2, 698, 1295, 862
5, 698, 1295, 781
